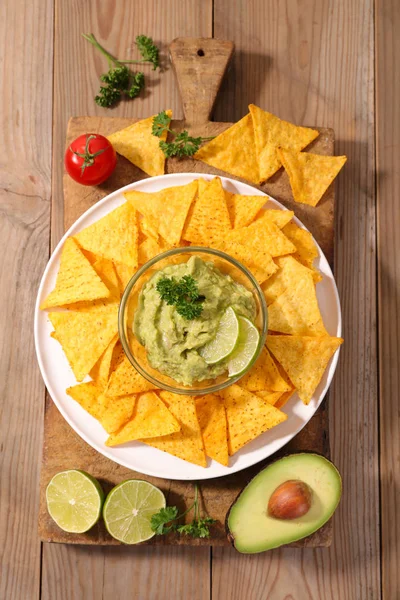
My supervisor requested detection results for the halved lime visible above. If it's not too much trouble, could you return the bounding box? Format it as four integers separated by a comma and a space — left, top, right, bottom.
228, 316, 260, 377
103, 480, 165, 544
46, 470, 104, 533
198, 306, 240, 364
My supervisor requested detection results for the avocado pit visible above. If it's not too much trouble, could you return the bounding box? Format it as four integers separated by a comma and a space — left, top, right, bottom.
268, 480, 312, 520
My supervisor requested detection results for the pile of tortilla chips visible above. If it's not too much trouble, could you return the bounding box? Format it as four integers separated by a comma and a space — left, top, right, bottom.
41, 176, 342, 467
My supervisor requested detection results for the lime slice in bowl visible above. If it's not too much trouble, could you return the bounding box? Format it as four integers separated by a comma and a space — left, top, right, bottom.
228, 316, 260, 377
103, 480, 165, 544
199, 306, 240, 364
46, 469, 104, 533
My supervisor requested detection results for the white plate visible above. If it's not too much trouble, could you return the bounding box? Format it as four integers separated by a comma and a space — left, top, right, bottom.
35, 173, 342, 481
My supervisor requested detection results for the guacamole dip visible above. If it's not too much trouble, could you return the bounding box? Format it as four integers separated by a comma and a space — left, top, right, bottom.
134, 256, 256, 385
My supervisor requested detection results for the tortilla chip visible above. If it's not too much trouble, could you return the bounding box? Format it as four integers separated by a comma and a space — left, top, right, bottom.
268, 272, 327, 335
113, 262, 135, 295
220, 385, 288, 454
256, 209, 294, 230
240, 346, 292, 392
274, 389, 296, 410
40, 238, 111, 310
92, 258, 120, 299
66, 382, 104, 420
107, 111, 172, 177
214, 238, 277, 284
282, 222, 319, 269
106, 353, 155, 397
262, 255, 318, 305
182, 177, 232, 245
225, 216, 296, 258
98, 393, 136, 434
74, 202, 139, 269
142, 392, 206, 467
225, 193, 267, 229
278, 148, 347, 207
106, 391, 181, 446
194, 114, 261, 184
249, 104, 319, 181
266, 335, 343, 404
89, 335, 120, 388
126, 180, 198, 246
138, 236, 167, 265
196, 395, 229, 466
49, 302, 119, 381
255, 391, 284, 406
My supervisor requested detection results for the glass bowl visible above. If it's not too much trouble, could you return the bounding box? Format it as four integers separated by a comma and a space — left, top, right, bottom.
118, 247, 268, 396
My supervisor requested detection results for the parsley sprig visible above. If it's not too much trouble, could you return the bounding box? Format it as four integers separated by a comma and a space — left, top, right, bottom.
152, 111, 214, 158
156, 274, 205, 320
82, 33, 159, 107
151, 484, 216, 538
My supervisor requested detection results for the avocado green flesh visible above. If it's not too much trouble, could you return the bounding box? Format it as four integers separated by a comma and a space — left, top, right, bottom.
228, 454, 342, 553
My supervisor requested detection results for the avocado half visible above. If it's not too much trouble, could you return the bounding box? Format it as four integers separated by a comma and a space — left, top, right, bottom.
227, 453, 342, 553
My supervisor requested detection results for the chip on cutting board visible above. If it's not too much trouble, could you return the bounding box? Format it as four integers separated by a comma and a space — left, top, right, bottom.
278, 148, 347, 206
240, 346, 292, 393
225, 192, 267, 229
196, 394, 229, 466
89, 335, 120, 388
266, 335, 343, 405
49, 302, 119, 381
183, 177, 231, 244
142, 392, 206, 467
107, 111, 172, 177
74, 202, 139, 269
268, 272, 327, 335
125, 180, 198, 246
194, 114, 261, 184
220, 385, 288, 455
249, 104, 319, 181
40, 238, 111, 310
106, 392, 181, 446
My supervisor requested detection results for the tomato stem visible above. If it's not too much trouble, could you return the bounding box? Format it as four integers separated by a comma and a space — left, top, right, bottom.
70, 134, 107, 176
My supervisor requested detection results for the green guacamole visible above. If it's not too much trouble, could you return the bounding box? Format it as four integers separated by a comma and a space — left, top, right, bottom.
134, 256, 256, 385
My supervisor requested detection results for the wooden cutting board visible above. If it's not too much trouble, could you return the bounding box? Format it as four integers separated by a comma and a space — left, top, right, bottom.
39, 37, 336, 547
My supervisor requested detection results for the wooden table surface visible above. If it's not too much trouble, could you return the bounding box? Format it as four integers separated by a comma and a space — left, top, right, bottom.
0, 1, 398, 598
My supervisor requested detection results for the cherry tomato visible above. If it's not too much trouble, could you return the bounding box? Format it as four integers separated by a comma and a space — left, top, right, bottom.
65, 133, 117, 186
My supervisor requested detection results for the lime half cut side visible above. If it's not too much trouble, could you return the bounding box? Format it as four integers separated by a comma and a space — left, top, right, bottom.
103, 480, 165, 544
46, 470, 104, 533
198, 306, 240, 364
228, 316, 261, 377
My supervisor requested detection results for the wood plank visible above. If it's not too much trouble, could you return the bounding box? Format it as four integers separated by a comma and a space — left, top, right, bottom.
0, 0, 53, 598
376, 1, 400, 598
42, 1, 213, 597
212, 1, 380, 598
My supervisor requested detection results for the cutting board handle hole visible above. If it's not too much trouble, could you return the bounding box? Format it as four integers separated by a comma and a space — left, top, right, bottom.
197, 49, 205, 57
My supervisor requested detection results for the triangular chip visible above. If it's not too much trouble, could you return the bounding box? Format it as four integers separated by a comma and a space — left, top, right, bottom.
194, 114, 261, 184
49, 302, 119, 381
196, 395, 229, 466
138, 236, 169, 265
213, 237, 277, 284
113, 262, 135, 295
266, 335, 343, 404
142, 392, 206, 467
220, 385, 287, 454
105, 354, 155, 397
256, 209, 294, 230
268, 272, 327, 335
89, 334, 120, 387
67, 382, 105, 421
182, 177, 232, 244
225, 193, 267, 229
40, 238, 111, 310
249, 104, 319, 181
92, 258, 120, 299
278, 148, 347, 206
107, 111, 172, 177
255, 391, 284, 406
106, 391, 181, 446
274, 389, 296, 410
240, 346, 292, 392
125, 180, 198, 246
97, 393, 136, 434
225, 216, 296, 258
262, 255, 318, 305
282, 222, 319, 269
74, 202, 139, 269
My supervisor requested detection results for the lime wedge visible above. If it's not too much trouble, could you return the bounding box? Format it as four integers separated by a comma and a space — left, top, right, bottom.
198, 306, 240, 364
103, 480, 165, 544
46, 470, 104, 533
228, 316, 260, 377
